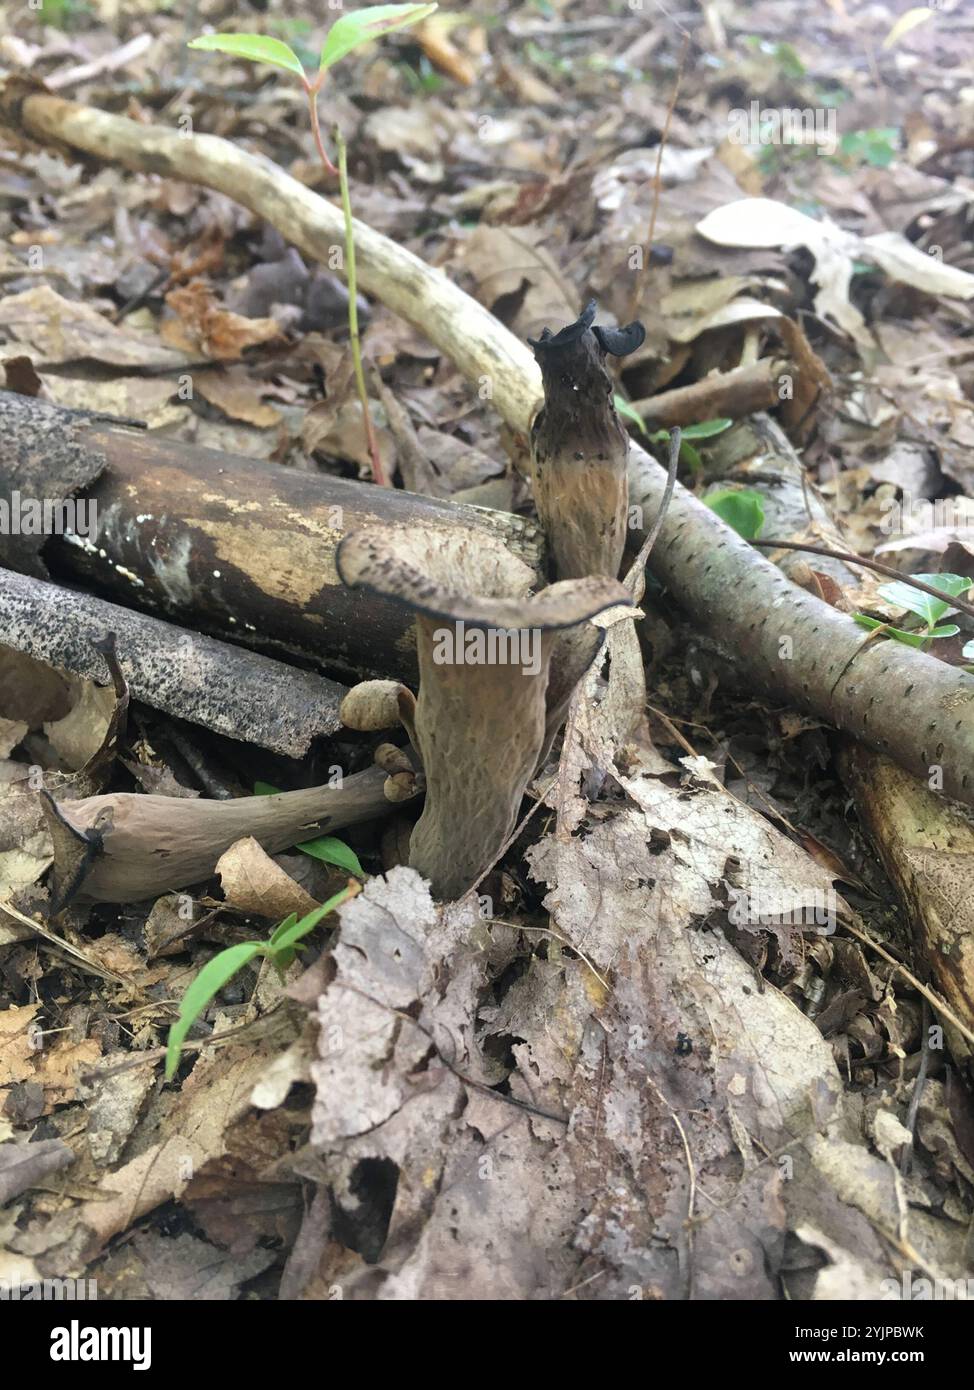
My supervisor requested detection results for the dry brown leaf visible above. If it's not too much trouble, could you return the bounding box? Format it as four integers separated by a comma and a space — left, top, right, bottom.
194, 367, 282, 428
0, 285, 190, 369
163, 281, 283, 362
216, 836, 320, 921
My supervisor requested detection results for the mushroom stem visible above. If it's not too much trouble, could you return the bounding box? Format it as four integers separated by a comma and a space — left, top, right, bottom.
336, 525, 632, 900
41, 765, 413, 906
407, 616, 559, 899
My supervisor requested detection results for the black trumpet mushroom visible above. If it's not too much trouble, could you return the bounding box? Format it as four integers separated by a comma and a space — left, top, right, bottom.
529, 299, 645, 582
336, 523, 632, 900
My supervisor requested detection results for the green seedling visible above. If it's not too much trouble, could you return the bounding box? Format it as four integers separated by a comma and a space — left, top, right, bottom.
253, 781, 364, 874
188, 4, 437, 488
618, 401, 733, 474
854, 571, 972, 649
703, 486, 765, 540
652, 417, 733, 472
165, 880, 359, 1080
839, 127, 899, 170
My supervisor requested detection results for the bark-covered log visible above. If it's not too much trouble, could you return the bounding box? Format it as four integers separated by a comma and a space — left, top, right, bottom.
3, 88, 973, 808
0, 565, 346, 758
0, 394, 545, 683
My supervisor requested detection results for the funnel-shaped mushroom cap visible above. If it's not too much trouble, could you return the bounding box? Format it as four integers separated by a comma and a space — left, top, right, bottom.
337, 524, 633, 899
529, 301, 645, 582
336, 526, 628, 631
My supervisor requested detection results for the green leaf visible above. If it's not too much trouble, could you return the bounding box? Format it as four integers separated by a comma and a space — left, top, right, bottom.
253, 782, 363, 874
187, 32, 307, 79
853, 614, 959, 646
268, 913, 298, 948
704, 488, 765, 540
679, 442, 702, 473
296, 835, 364, 875
839, 127, 899, 169
319, 3, 437, 72
614, 393, 647, 435
876, 572, 972, 628
678, 417, 733, 441
650, 417, 733, 444
267, 884, 357, 959
165, 940, 265, 1080
964, 639, 974, 660
649, 417, 732, 472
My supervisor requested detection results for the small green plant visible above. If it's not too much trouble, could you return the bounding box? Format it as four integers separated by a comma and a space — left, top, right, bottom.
37, 0, 92, 29
740, 35, 806, 80
703, 487, 765, 540
165, 881, 359, 1080
188, 4, 437, 487
615, 398, 734, 473
253, 781, 364, 874
854, 572, 973, 649
839, 127, 899, 170
654, 417, 733, 473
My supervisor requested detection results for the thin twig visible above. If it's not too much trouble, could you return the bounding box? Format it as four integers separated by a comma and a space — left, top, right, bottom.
333, 124, 386, 488
1, 898, 130, 985
304, 81, 337, 176
624, 31, 689, 328
843, 918, 974, 1051
625, 427, 681, 591
753, 538, 974, 623
336, 979, 568, 1126
491, 919, 611, 993
900, 1000, 932, 1178
645, 1074, 696, 1299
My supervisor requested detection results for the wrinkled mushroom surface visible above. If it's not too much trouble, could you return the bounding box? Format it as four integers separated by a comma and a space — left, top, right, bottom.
337, 525, 631, 899
529, 299, 645, 581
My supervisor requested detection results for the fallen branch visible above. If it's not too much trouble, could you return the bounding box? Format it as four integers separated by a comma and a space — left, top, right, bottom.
0, 393, 545, 684
0, 565, 345, 758
4, 86, 973, 807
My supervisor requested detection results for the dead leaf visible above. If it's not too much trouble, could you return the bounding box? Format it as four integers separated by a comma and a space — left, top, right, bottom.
163, 281, 283, 361
216, 836, 320, 921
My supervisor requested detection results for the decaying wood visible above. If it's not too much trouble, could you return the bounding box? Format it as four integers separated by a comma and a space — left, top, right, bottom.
839, 741, 974, 1056
0, 565, 345, 758
45, 764, 413, 904
0, 393, 545, 683
4, 89, 973, 808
